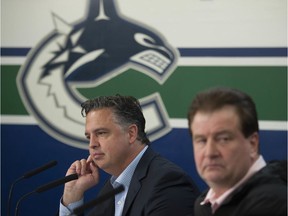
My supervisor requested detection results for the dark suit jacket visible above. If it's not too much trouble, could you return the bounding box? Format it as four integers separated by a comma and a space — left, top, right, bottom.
194, 160, 287, 216
86, 147, 199, 216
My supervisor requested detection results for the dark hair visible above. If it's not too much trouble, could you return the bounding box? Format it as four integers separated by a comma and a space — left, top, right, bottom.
187, 87, 259, 138
81, 94, 150, 145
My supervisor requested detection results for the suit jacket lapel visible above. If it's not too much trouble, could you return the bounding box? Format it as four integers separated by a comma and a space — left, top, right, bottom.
88, 181, 115, 216
121, 147, 157, 216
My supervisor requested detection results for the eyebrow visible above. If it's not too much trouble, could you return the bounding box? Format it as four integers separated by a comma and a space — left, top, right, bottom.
192, 134, 205, 140
215, 130, 233, 136
84, 128, 108, 136
193, 130, 233, 138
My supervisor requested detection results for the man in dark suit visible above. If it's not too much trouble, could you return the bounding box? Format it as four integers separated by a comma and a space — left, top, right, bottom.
59, 95, 199, 216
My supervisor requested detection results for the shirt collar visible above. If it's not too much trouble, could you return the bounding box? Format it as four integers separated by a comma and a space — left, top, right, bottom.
201, 155, 266, 207
110, 145, 148, 189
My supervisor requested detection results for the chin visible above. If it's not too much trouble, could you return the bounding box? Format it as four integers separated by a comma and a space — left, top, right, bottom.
204, 173, 224, 183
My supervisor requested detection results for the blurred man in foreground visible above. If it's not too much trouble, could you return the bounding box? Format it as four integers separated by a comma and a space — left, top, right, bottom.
187, 87, 286, 216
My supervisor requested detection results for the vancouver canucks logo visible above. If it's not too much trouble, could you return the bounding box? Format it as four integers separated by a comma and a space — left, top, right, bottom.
17, 0, 178, 149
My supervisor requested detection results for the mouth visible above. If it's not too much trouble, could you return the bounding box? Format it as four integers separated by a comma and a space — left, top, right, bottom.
204, 164, 223, 170
92, 152, 105, 160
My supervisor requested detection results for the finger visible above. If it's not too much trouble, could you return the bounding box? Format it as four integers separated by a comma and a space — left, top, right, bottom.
74, 160, 83, 175
87, 155, 92, 162
66, 160, 79, 175
87, 155, 97, 171
89, 160, 98, 173
89, 162, 100, 182
80, 159, 88, 176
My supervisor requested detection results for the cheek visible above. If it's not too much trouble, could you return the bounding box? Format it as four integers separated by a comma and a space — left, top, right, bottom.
106, 139, 125, 156
223, 145, 249, 166
104, 144, 114, 155
193, 148, 204, 166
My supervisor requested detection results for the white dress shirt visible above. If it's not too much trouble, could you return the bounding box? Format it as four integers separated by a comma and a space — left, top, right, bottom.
110, 145, 148, 216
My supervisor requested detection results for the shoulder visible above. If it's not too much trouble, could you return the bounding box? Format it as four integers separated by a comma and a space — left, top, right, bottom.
127, 148, 200, 215
245, 160, 287, 196
138, 147, 189, 175
135, 147, 200, 192
225, 162, 287, 216
234, 185, 287, 216
234, 160, 287, 200
143, 147, 193, 179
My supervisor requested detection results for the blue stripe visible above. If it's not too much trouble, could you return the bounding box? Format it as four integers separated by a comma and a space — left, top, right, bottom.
1, 48, 30, 56
1, 47, 287, 57
179, 47, 288, 57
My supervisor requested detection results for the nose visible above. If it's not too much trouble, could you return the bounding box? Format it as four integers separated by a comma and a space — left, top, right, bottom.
89, 135, 100, 150
204, 140, 219, 158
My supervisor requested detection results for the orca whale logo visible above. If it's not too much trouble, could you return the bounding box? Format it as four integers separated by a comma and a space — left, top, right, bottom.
17, 0, 178, 149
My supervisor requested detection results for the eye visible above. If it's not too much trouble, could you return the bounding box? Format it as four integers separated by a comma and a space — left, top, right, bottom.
193, 137, 206, 145
134, 33, 157, 48
216, 134, 231, 144
96, 130, 108, 137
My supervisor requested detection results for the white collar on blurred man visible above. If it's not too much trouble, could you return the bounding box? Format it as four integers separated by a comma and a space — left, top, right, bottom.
201, 155, 266, 213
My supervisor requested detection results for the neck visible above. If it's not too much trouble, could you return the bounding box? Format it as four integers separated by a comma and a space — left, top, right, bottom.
112, 143, 146, 176
211, 186, 230, 198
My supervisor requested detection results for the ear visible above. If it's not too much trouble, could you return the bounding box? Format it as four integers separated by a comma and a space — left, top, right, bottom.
127, 124, 138, 144
248, 132, 259, 158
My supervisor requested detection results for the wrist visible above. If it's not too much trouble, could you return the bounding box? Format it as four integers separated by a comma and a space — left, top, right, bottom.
63, 188, 84, 206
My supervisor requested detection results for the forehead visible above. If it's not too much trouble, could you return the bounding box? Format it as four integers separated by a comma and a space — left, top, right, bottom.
191, 106, 241, 132
86, 108, 116, 123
